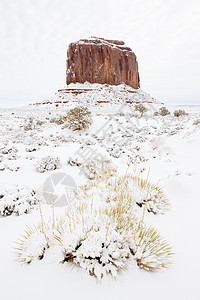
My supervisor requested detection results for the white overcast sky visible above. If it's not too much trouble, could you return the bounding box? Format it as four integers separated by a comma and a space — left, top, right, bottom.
0, 0, 200, 107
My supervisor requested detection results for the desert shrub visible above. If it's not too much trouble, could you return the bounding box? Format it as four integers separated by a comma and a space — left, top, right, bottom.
24, 118, 35, 131
0, 161, 20, 172
67, 156, 83, 167
134, 103, 147, 117
0, 147, 19, 161
0, 186, 37, 216
64, 106, 92, 131
7, 153, 19, 160
35, 156, 61, 173
173, 109, 188, 117
158, 107, 170, 116
24, 118, 45, 130
0, 146, 18, 155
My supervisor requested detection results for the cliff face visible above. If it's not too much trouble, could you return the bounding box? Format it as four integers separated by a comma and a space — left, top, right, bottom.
66, 37, 140, 89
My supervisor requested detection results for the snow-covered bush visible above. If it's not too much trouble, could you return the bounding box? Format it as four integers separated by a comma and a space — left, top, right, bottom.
130, 224, 173, 270
77, 168, 169, 215
55, 202, 131, 279
0, 162, 5, 171
14, 224, 51, 263
81, 156, 111, 180
67, 156, 83, 167
0, 146, 18, 155
126, 174, 169, 214
174, 109, 188, 117
0, 185, 37, 216
134, 103, 147, 117
25, 146, 39, 152
24, 117, 44, 131
0, 161, 20, 172
7, 153, 19, 160
106, 205, 173, 271
64, 106, 92, 131
24, 118, 35, 131
35, 156, 61, 173
68, 155, 111, 180
15, 200, 173, 279
25, 155, 35, 160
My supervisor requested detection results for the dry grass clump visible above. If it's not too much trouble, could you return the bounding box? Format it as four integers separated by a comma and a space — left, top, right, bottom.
55, 202, 131, 279
105, 205, 173, 271
14, 166, 173, 280
67, 156, 112, 180
126, 174, 169, 214
14, 224, 49, 263
14, 200, 173, 279
77, 168, 169, 215
131, 224, 173, 270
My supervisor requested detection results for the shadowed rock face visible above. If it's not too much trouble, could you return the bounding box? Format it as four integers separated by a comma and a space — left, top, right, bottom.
66, 37, 140, 89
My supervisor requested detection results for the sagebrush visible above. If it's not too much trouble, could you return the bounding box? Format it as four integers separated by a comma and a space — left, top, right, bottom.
174, 109, 188, 117
64, 106, 92, 131
135, 103, 147, 117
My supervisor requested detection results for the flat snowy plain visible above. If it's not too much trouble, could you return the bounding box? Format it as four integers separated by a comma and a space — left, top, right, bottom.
0, 103, 200, 300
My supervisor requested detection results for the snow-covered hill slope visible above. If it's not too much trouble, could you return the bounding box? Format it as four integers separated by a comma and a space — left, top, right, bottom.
32, 83, 162, 109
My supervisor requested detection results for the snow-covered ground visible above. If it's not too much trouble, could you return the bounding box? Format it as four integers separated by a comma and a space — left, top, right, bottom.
0, 101, 200, 299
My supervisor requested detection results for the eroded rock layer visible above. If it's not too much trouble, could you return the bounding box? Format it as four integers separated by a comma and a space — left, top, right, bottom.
66, 37, 140, 89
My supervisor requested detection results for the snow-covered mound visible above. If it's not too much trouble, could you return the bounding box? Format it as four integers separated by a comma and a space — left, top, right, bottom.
32, 83, 162, 108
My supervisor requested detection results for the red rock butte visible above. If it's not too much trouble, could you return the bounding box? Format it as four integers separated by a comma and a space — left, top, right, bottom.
66, 37, 140, 89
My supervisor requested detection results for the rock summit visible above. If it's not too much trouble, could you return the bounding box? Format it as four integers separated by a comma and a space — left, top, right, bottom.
66, 37, 140, 89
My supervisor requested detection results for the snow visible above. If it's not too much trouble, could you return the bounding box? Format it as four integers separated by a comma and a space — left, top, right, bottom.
0, 99, 200, 299
32, 82, 161, 108
74, 37, 133, 53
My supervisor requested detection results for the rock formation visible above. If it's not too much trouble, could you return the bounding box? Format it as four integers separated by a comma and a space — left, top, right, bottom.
66, 37, 140, 89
